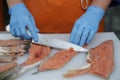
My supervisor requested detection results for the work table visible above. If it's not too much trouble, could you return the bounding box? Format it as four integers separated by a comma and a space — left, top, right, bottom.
0, 32, 119, 80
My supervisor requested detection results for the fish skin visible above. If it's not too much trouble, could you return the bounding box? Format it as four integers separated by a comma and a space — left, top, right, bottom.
2, 75, 16, 80
0, 66, 16, 80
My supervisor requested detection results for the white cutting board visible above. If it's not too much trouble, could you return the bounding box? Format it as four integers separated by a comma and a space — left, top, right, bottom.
0, 32, 120, 80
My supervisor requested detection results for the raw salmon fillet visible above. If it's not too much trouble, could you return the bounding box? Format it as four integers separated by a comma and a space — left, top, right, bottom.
63, 40, 114, 79
22, 43, 51, 66
39, 48, 78, 71
88, 40, 114, 78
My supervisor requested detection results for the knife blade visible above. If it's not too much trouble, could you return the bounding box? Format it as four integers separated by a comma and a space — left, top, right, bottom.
6, 25, 88, 53
33, 34, 88, 52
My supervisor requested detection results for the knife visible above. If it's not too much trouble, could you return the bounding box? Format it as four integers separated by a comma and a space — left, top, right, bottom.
6, 25, 88, 53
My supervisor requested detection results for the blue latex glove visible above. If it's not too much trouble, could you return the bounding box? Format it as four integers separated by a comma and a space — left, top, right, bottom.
69, 6, 105, 46
9, 3, 39, 42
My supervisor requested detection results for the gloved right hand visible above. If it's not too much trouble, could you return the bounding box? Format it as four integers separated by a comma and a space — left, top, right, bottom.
9, 3, 39, 42
69, 6, 104, 46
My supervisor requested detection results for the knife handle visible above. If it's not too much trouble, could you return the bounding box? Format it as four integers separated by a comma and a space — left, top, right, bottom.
6, 24, 10, 32
6, 24, 32, 37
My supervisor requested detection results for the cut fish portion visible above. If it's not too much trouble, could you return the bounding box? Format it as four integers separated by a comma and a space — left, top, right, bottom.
88, 40, 114, 78
22, 43, 51, 66
39, 48, 78, 71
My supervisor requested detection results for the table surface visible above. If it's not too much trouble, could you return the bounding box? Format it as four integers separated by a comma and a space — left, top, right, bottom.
0, 32, 120, 80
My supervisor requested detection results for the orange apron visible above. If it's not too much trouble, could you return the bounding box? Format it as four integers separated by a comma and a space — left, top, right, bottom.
24, 0, 104, 33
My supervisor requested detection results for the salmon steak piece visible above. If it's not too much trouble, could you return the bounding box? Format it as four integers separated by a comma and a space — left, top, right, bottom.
63, 40, 114, 79
22, 43, 51, 66
88, 40, 114, 79
39, 48, 78, 71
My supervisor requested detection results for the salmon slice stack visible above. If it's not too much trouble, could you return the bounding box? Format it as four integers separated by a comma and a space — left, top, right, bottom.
22, 43, 51, 66
39, 48, 78, 71
64, 40, 114, 79
0, 39, 31, 56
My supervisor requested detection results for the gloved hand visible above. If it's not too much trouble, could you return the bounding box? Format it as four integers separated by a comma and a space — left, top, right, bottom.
9, 3, 39, 42
69, 6, 105, 46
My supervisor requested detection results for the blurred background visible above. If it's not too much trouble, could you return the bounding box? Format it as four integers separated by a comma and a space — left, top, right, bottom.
0, 0, 120, 40
104, 3, 120, 40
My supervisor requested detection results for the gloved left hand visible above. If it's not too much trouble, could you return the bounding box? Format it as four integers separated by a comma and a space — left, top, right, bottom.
9, 3, 39, 42
69, 6, 105, 46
